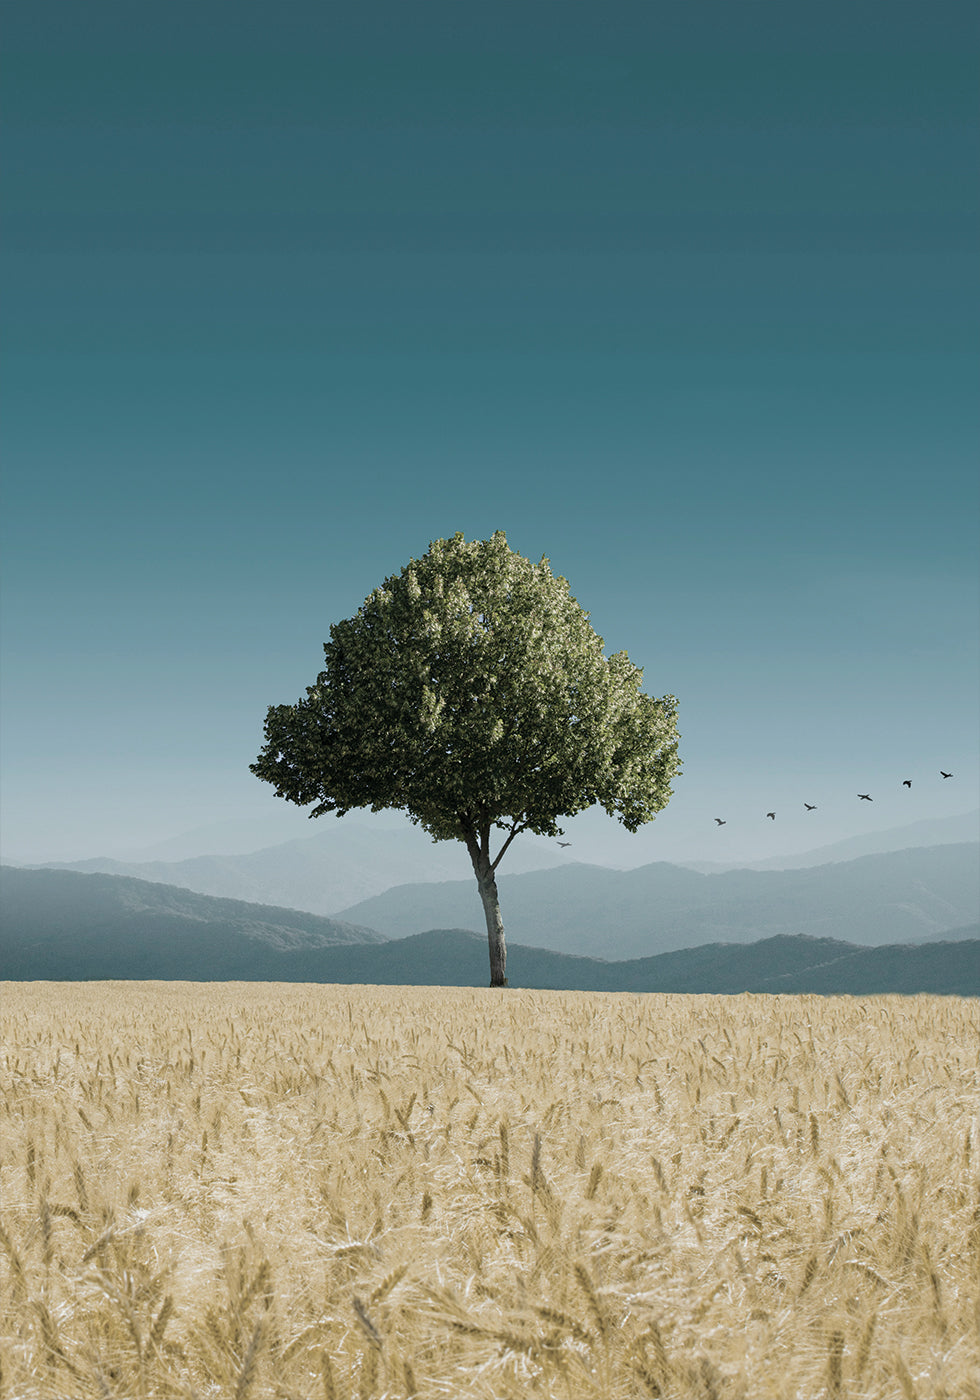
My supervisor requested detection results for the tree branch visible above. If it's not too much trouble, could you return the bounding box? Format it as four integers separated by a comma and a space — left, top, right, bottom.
491, 818, 527, 872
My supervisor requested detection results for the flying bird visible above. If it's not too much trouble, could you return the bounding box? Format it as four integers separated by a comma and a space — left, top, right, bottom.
858, 793, 872, 801
557, 841, 572, 848
902, 780, 911, 788
941, 771, 953, 779
804, 803, 817, 811
714, 818, 726, 826
766, 812, 776, 820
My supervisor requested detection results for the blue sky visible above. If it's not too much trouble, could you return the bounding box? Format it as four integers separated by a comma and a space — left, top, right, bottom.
2, 1, 977, 868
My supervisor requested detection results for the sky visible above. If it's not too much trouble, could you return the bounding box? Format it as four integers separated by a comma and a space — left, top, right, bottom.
2, 0, 978, 871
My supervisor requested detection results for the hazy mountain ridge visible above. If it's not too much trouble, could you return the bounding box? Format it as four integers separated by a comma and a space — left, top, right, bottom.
1, 866, 976, 994
918, 923, 979, 944
19, 812, 977, 918
0, 867, 384, 981
334, 843, 980, 957
679, 810, 979, 872
28, 822, 567, 914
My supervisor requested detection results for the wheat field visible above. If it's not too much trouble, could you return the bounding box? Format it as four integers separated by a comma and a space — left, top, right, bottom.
0, 983, 977, 1399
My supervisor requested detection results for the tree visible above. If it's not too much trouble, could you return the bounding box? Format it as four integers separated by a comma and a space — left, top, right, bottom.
250, 532, 680, 986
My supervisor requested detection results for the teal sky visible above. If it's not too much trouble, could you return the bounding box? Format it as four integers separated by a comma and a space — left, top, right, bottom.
2, 1, 977, 867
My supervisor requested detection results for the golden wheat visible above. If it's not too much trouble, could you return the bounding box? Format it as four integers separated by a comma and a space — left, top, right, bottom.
0, 983, 977, 1398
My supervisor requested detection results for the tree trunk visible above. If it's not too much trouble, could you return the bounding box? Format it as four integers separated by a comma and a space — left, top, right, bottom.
472, 854, 508, 987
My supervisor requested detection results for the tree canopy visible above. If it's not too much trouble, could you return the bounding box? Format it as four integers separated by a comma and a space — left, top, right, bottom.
251, 531, 680, 984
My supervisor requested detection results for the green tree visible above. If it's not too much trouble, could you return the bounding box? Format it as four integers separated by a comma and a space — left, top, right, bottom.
250, 532, 680, 986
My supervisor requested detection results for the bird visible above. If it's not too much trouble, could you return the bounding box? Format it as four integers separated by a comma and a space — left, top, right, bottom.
804, 803, 817, 811
903, 780, 911, 788
557, 841, 572, 848
714, 818, 726, 826
766, 812, 776, 820
941, 771, 953, 779
858, 793, 872, 801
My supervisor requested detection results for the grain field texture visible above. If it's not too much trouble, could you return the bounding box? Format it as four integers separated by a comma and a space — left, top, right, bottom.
1, 983, 977, 1399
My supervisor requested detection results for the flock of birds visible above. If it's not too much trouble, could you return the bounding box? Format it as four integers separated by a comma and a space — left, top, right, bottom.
551, 771, 957, 844
709, 771, 954, 826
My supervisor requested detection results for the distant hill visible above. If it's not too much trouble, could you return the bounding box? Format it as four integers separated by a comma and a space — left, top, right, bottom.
263, 930, 975, 996
502, 932, 979, 996
0, 867, 384, 980
0, 868, 975, 994
681, 810, 980, 872
918, 922, 979, 943
335, 843, 980, 958
21, 815, 976, 928
30, 821, 567, 915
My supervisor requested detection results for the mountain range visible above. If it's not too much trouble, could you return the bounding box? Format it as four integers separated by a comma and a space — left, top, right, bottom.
1, 867, 976, 994
333, 843, 979, 958
682, 809, 979, 871
26, 820, 564, 914
0, 867, 383, 980
20, 811, 978, 917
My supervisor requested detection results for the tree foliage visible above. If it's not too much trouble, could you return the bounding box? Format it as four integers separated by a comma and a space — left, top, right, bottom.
251, 532, 680, 984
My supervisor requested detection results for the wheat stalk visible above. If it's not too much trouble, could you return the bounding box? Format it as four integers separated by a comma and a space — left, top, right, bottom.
233, 1321, 264, 1400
